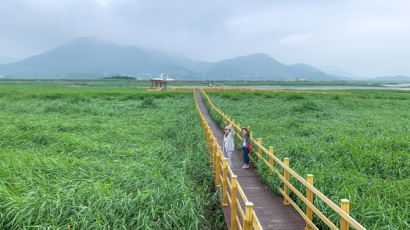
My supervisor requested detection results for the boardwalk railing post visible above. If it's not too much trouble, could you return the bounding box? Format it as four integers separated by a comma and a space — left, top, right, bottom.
269, 146, 274, 168
231, 176, 238, 230
205, 126, 209, 142
283, 158, 290, 205
222, 158, 228, 206
207, 127, 211, 143
216, 147, 222, 187
207, 129, 210, 152
305, 174, 314, 230
340, 199, 350, 230
210, 135, 214, 156
244, 202, 254, 230
257, 138, 262, 159
249, 132, 253, 159
213, 138, 217, 159
209, 131, 213, 152
213, 144, 217, 174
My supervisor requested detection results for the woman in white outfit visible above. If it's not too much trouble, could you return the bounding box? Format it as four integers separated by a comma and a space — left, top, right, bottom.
223, 123, 235, 168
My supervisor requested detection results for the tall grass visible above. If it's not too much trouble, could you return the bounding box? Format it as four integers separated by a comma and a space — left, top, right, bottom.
0, 86, 224, 229
205, 89, 409, 230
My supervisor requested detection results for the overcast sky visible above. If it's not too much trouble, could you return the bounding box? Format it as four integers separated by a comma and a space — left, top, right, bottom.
1, 0, 409, 77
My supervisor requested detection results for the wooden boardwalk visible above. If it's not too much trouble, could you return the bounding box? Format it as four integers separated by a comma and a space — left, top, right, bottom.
195, 92, 305, 230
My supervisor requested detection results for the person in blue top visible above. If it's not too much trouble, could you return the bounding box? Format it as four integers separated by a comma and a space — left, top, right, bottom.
241, 125, 251, 169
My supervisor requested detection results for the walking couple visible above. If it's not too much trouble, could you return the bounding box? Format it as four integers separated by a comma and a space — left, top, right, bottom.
223, 123, 251, 169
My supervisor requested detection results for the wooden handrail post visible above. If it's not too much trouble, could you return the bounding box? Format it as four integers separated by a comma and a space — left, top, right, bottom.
207, 127, 211, 143
249, 132, 253, 159
213, 138, 217, 158
269, 146, 274, 168
243, 202, 254, 230
216, 147, 222, 187
257, 138, 262, 159
205, 126, 209, 142
222, 158, 228, 206
305, 174, 314, 230
207, 129, 210, 148
210, 134, 214, 153
209, 131, 213, 152
212, 144, 217, 174
283, 158, 290, 205
340, 199, 350, 230
232, 119, 235, 125
231, 176, 238, 230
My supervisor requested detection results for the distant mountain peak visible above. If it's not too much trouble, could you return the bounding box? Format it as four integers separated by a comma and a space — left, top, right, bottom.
64, 37, 116, 47
73, 36, 99, 41
239, 52, 271, 59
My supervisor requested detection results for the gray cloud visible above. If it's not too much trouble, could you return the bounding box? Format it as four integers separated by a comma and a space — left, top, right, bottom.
1, 0, 409, 76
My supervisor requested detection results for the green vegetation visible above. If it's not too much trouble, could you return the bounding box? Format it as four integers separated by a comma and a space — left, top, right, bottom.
0, 85, 224, 229
204, 89, 409, 230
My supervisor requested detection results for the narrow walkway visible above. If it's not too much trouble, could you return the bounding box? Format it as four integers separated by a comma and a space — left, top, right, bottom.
196, 92, 305, 230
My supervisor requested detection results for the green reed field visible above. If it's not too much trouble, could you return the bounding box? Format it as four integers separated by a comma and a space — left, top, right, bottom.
204, 89, 409, 230
0, 85, 224, 229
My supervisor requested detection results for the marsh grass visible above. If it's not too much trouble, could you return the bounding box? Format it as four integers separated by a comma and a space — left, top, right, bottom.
0, 86, 224, 229
205, 89, 409, 230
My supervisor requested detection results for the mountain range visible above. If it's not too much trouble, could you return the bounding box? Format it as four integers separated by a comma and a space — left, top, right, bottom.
0, 37, 343, 80
0, 37, 409, 82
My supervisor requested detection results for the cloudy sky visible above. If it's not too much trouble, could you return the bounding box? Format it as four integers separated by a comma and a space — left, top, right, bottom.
1, 0, 409, 77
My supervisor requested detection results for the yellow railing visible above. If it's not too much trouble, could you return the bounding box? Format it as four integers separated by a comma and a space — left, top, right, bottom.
193, 90, 262, 230
200, 89, 366, 230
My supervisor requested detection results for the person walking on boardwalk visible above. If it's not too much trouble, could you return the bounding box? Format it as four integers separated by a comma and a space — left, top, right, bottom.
223, 123, 235, 168
242, 125, 251, 169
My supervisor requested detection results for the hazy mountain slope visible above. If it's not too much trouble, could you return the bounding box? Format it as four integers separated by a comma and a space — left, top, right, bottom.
318, 65, 357, 79
367, 75, 410, 82
203, 53, 342, 80
0, 37, 194, 79
0, 56, 21, 64
143, 49, 212, 72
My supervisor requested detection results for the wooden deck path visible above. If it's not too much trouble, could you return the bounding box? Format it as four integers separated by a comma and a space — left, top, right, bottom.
195, 92, 306, 230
